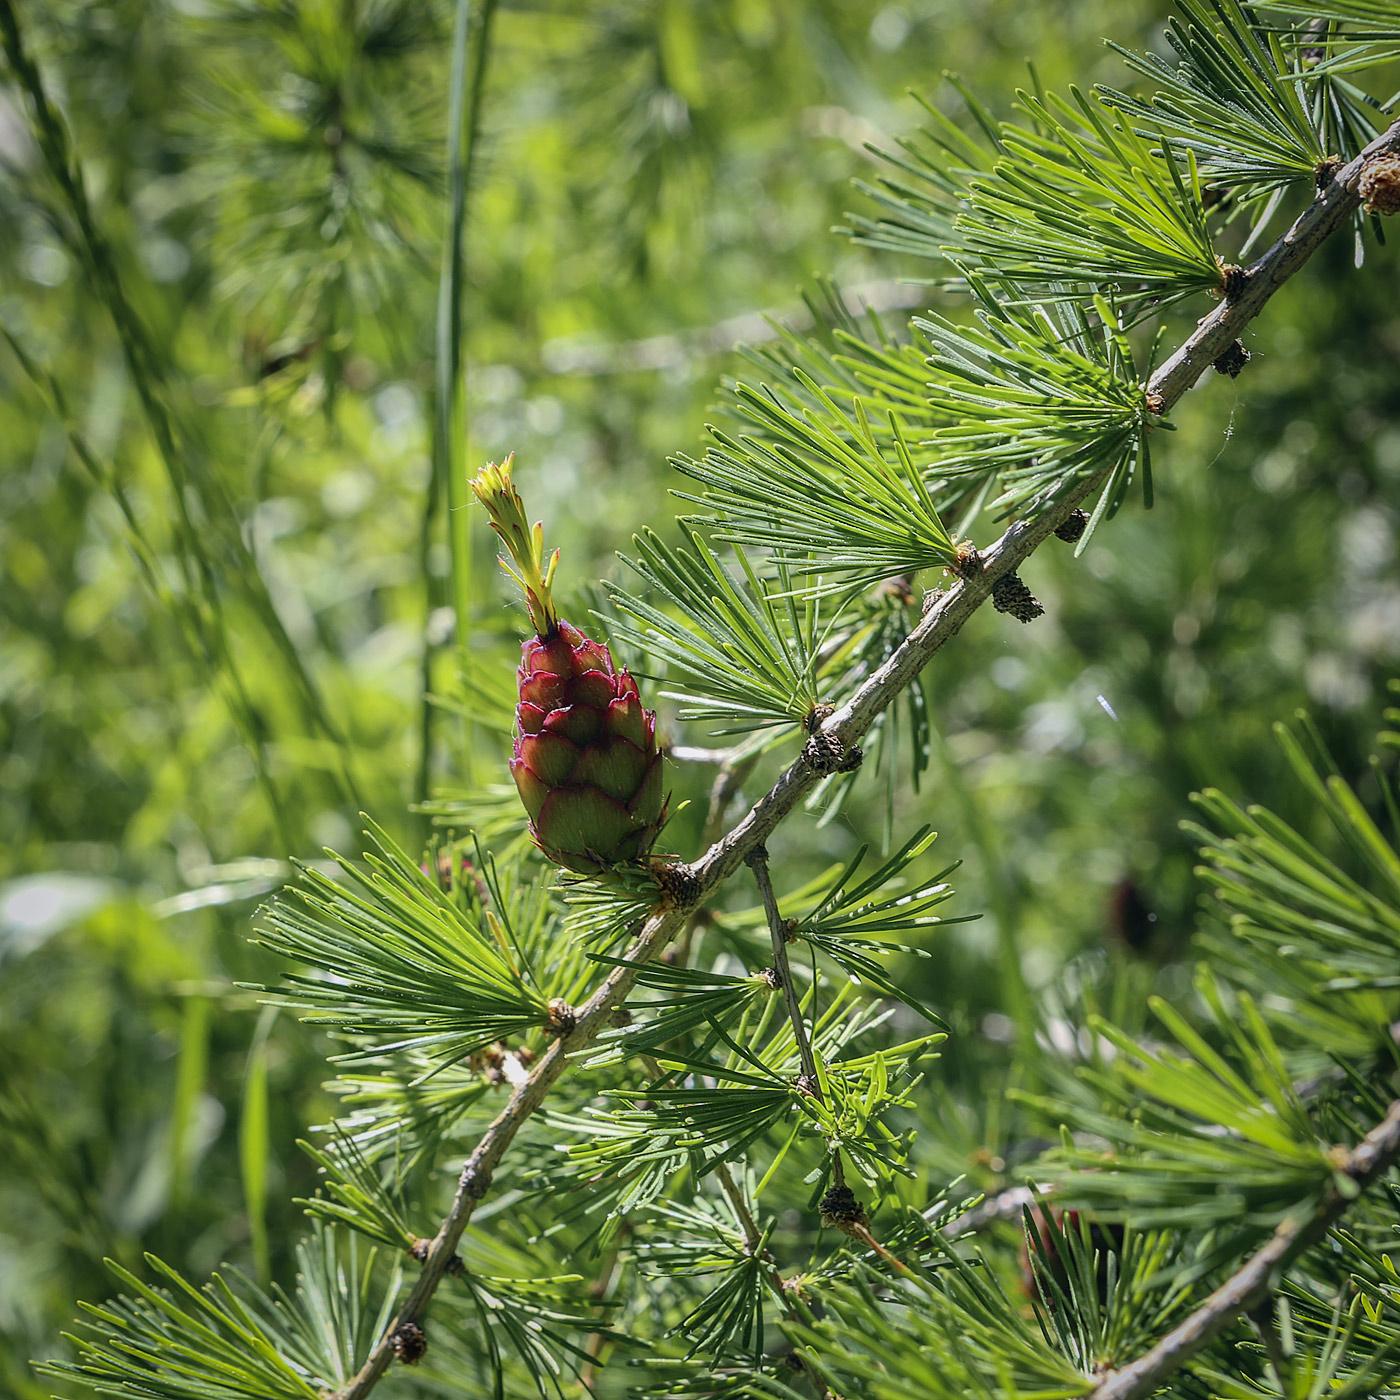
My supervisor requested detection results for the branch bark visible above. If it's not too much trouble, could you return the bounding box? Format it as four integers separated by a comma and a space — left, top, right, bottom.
333, 115, 1400, 1399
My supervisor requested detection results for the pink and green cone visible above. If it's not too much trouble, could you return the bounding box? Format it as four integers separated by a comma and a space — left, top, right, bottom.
472, 457, 665, 875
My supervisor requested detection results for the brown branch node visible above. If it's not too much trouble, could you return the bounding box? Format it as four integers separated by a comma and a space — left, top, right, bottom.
1212, 339, 1251, 378
1360, 152, 1400, 215
991, 571, 1044, 622
819, 1184, 868, 1229
545, 998, 577, 1037
1218, 262, 1248, 300
1314, 155, 1342, 190
389, 1322, 427, 1366
1054, 509, 1088, 544
650, 858, 701, 910
952, 542, 983, 579
805, 731, 859, 775
461, 1165, 493, 1200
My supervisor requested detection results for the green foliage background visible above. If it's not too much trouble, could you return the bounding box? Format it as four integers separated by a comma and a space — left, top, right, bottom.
3, 1, 1400, 1396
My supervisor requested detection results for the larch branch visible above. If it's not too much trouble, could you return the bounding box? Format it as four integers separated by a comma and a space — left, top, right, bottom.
1090, 1097, 1400, 1400
334, 113, 1400, 1400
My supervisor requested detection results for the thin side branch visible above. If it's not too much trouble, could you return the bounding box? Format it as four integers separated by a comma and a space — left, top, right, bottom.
335, 115, 1400, 1400
747, 847, 820, 1088
1090, 1097, 1400, 1400
712, 1162, 835, 1400
714, 1160, 765, 1250
745, 848, 863, 1200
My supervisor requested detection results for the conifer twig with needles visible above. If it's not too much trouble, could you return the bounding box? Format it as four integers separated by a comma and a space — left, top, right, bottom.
712, 1160, 837, 1400
1090, 1097, 1400, 1400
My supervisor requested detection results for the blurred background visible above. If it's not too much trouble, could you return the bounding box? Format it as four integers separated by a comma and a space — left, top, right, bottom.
3, 1, 1399, 1392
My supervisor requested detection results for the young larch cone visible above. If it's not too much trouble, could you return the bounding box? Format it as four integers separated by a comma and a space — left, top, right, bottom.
473, 455, 665, 874
512, 619, 663, 872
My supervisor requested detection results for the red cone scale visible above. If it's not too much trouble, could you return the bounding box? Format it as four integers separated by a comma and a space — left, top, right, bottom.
472, 455, 665, 874
511, 620, 664, 873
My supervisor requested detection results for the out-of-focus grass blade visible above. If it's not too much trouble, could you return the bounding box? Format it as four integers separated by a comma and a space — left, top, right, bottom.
241, 1006, 277, 1284
169, 994, 211, 1214
423, 0, 500, 809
